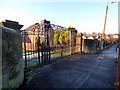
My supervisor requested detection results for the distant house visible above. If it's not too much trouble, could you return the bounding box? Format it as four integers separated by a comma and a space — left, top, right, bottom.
87, 36, 94, 39
82, 36, 88, 39
22, 21, 54, 50
113, 34, 118, 39
86, 35, 97, 40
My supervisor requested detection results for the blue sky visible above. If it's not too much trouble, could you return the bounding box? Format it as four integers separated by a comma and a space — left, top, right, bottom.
0, 0, 118, 34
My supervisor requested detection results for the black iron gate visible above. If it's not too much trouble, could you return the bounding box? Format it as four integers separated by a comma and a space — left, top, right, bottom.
22, 20, 51, 70
22, 19, 78, 72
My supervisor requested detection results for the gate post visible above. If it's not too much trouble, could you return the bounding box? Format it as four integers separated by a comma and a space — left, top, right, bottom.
79, 33, 83, 53
70, 28, 75, 55
0, 20, 24, 88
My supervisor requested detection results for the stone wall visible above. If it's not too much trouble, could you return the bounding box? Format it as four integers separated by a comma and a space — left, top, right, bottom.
75, 34, 99, 54
82, 39, 99, 53
0, 20, 24, 88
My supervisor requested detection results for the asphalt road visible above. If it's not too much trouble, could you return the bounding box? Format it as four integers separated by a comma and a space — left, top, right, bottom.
21, 44, 117, 88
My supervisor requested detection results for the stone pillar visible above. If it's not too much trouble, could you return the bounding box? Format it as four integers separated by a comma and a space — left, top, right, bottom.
79, 33, 83, 53
0, 20, 24, 88
75, 33, 83, 53
69, 28, 75, 55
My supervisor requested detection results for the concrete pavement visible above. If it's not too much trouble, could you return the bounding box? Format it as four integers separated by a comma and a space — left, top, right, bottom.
20, 44, 117, 88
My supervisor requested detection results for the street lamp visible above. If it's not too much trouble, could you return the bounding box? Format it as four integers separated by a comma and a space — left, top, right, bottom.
101, 1, 118, 50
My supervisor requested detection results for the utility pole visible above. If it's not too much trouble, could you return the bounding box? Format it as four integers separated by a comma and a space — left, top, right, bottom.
101, 4, 108, 50
101, 1, 118, 50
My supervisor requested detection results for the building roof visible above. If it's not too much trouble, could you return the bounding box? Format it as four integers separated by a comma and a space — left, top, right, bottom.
0, 20, 23, 30
25, 24, 37, 31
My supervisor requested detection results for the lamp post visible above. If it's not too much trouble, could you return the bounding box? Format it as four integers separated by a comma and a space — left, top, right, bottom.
101, 1, 118, 50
